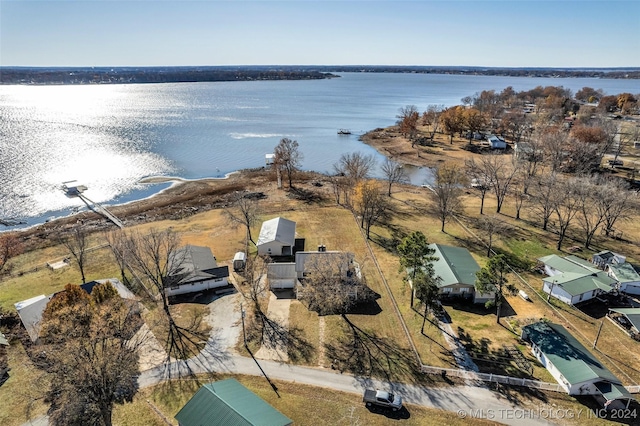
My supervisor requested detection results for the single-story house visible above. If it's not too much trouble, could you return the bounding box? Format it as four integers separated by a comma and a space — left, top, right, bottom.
607, 262, 640, 296
592, 250, 626, 269
15, 278, 134, 342
427, 244, 493, 304
483, 135, 507, 149
256, 217, 296, 257
538, 255, 616, 305
175, 378, 292, 426
267, 246, 357, 290
522, 321, 635, 409
164, 245, 229, 297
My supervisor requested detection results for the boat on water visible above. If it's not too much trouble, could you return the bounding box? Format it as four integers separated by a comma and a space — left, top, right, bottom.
337, 129, 351, 135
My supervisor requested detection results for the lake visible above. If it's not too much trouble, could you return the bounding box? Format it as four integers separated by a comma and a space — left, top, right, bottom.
1, 72, 638, 229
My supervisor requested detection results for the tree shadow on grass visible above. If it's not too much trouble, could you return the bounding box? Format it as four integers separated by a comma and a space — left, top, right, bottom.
324, 314, 419, 384
286, 187, 326, 204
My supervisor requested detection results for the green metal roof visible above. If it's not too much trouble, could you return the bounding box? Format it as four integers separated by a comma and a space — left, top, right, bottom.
175, 379, 292, 426
544, 272, 615, 296
538, 255, 600, 274
522, 322, 621, 386
594, 381, 634, 402
608, 262, 640, 283
430, 244, 480, 288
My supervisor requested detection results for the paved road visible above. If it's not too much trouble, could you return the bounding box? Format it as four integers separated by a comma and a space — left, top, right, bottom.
136, 293, 555, 426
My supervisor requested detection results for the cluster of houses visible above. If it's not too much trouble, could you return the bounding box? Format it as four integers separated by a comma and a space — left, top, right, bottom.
538, 250, 640, 306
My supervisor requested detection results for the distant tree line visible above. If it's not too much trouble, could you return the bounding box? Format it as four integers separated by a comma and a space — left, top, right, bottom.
0, 67, 338, 85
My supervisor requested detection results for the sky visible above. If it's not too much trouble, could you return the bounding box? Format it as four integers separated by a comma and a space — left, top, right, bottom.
1, 0, 639, 68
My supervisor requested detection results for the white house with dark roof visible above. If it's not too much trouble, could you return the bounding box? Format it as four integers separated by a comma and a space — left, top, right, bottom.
165, 245, 229, 297
522, 321, 635, 409
592, 250, 626, 269
538, 255, 616, 305
256, 217, 296, 257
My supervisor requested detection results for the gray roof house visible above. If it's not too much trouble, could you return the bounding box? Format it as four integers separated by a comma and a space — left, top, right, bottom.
175, 378, 292, 426
257, 217, 296, 257
165, 245, 230, 297
522, 321, 634, 409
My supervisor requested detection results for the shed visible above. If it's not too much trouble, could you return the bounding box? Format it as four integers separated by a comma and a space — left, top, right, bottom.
256, 217, 296, 257
233, 251, 247, 272
521, 321, 634, 409
175, 378, 292, 426
484, 135, 507, 149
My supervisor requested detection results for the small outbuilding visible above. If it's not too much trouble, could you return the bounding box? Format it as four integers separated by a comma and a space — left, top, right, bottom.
483, 135, 507, 149
175, 378, 292, 426
233, 251, 247, 272
256, 217, 296, 257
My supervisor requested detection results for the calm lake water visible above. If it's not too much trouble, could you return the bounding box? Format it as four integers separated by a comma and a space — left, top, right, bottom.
1, 72, 638, 229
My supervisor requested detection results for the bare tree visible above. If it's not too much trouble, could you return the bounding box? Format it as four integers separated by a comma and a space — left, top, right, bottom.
465, 157, 491, 215
0, 233, 22, 276
104, 229, 128, 284
333, 152, 376, 207
353, 180, 391, 239
551, 177, 581, 250
530, 171, 559, 231
429, 163, 465, 232
60, 226, 90, 283
477, 154, 518, 214
421, 104, 444, 140
574, 176, 607, 248
477, 215, 511, 257
273, 138, 303, 189
223, 191, 261, 246
600, 178, 636, 237
539, 127, 570, 173
123, 228, 207, 363
380, 158, 408, 196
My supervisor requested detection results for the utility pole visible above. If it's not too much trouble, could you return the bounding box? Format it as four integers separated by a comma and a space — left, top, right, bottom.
241, 303, 247, 348
593, 319, 604, 349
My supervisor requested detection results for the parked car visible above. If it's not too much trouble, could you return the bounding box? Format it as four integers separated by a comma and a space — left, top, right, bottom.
363, 389, 403, 411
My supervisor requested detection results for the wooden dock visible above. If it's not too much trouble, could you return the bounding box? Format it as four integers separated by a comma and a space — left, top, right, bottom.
61, 182, 123, 228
